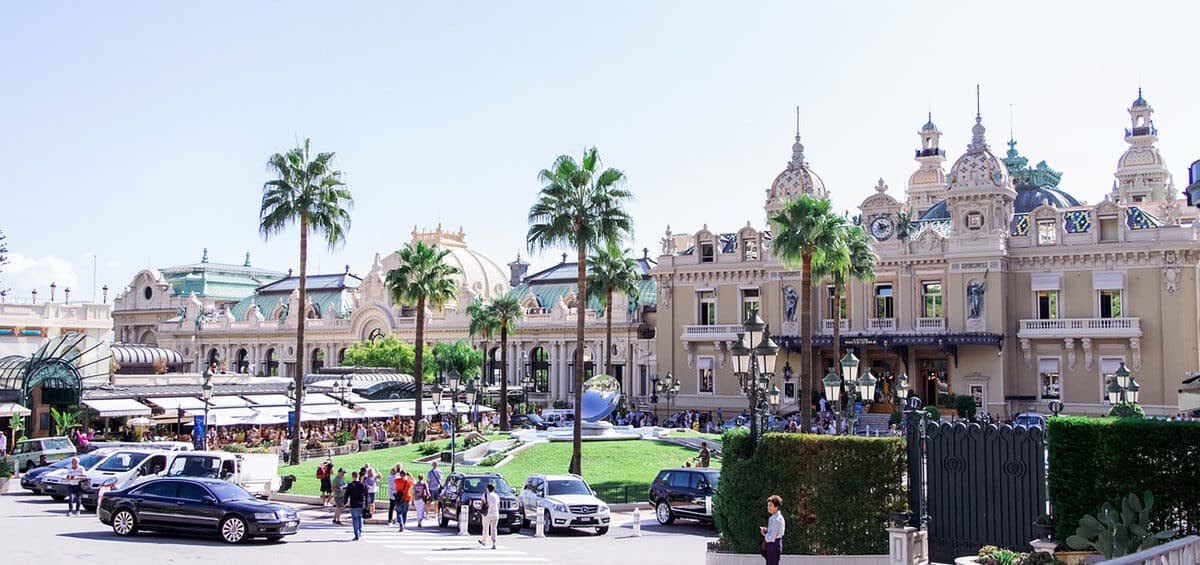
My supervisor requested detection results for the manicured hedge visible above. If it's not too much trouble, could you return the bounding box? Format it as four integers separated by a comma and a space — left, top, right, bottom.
1047, 416, 1200, 542
713, 429, 906, 555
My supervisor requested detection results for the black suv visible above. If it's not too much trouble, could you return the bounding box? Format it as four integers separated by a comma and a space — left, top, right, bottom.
438, 472, 523, 534
648, 467, 720, 525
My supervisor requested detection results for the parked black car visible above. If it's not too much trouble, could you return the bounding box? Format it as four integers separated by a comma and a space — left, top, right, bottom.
98, 477, 298, 543
20, 457, 73, 493
648, 467, 720, 525
437, 472, 523, 534
509, 414, 550, 430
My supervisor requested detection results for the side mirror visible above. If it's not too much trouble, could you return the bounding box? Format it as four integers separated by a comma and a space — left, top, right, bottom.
201, 495, 217, 505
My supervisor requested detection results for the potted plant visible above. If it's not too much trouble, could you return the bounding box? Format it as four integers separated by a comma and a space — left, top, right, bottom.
1032, 514, 1054, 540
0, 456, 13, 492
1065, 492, 1176, 559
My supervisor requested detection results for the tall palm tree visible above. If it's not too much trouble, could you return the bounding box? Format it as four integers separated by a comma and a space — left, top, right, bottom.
467, 298, 499, 428
527, 147, 633, 475
770, 194, 842, 432
586, 241, 642, 377
812, 224, 877, 385
260, 138, 352, 465
488, 295, 524, 431
386, 241, 460, 434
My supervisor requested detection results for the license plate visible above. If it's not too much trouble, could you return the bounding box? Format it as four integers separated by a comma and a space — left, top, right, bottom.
287, 521, 297, 527
579, 517, 595, 523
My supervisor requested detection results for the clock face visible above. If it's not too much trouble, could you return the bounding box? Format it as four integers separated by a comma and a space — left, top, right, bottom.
870, 216, 894, 240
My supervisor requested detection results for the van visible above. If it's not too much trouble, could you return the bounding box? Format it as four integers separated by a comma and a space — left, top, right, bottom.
10, 436, 76, 472
161, 451, 281, 495
80, 441, 192, 454
80, 449, 176, 509
541, 409, 576, 428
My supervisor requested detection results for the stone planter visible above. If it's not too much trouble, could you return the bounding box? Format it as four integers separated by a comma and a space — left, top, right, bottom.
705, 550, 886, 565
0, 477, 10, 494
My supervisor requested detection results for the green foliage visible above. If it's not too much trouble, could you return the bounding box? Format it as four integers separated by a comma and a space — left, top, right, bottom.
333, 430, 353, 446
341, 335, 435, 382
222, 444, 248, 453
1048, 417, 1200, 542
432, 340, 483, 378
1107, 401, 1144, 419
552, 400, 569, 410
954, 394, 977, 420
712, 430, 906, 555
923, 405, 942, 422
1065, 492, 1176, 558
888, 411, 903, 426
976, 546, 1063, 565
9, 414, 23, 435
586, 241, 642, 314
50, 406, 83, 435
0, 456, 13, 478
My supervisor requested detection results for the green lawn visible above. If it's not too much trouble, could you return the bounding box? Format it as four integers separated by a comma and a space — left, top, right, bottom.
668, 430, 722, 441
280, 437, 716, 500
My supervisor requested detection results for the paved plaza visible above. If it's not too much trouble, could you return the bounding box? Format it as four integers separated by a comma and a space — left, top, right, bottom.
2, 486, 717, 565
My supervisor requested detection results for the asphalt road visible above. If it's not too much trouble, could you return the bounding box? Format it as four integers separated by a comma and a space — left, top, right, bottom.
2, 487, 718, 565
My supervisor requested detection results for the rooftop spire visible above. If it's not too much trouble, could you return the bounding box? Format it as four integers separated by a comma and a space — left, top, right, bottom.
789, 107, 805, 168
969, 84, 988, 151
201, 248, 209, 263
244, 252, 251, 267
795, 105, 800, 136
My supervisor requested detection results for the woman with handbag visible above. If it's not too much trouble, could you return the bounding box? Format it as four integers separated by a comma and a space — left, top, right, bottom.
412, 473, 430, 528
760, 495, 785, 565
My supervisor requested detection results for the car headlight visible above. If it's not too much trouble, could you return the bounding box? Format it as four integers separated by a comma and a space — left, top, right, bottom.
101, 477, 118, 487
599, 504, 609, 513
550, 503, 567, 513
253, 512, 277, 520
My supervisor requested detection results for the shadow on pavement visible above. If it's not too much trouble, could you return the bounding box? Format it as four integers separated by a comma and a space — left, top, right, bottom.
58, 531, 291, 547
617, 520, 717, 538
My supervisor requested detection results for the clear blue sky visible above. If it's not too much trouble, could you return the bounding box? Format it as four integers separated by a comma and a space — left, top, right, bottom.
3, 1, 1199, 301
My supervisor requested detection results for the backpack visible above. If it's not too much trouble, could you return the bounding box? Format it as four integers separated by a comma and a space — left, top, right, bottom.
479, 497, 489, 514
316, 463, 330, 479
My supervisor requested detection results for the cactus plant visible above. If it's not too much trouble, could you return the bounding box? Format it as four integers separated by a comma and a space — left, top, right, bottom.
1065, 492, 1176, 558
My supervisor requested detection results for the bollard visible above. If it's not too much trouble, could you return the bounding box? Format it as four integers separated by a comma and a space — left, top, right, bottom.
534, 507, 546, 538
458, 504, 469, 536
631, 506, 642, 537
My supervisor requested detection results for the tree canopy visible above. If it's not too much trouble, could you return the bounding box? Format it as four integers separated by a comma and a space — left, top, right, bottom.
432, 340, 483, 378
340, 335, 436, 382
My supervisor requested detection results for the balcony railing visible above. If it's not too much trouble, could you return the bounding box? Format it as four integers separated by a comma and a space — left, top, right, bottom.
868, 318, 896, 332
821, 319, 849, 333
916, 317, 946, 331
1017, 317, 1141, 338
681, 324, 745, 341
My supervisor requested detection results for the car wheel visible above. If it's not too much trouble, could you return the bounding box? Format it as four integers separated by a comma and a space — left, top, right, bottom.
543, 509, 556, 534
508, 526, 522, 535
112, 509, 138, 537
655, 501, 675, 525
220, 516, 248, 544
596, 526, 609, 535
438, 509, 449, 528
51, 495, 66, 501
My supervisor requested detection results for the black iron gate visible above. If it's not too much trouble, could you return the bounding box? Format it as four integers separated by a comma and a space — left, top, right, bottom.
906, 404, 1047, 563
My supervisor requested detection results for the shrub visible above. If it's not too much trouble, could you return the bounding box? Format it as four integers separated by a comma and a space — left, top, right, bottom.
0, 456, 13, 478
1065, 492, 1176, 558
333, 431, 353, 446
712, 429, 905, 555
223, 444, 248, 453
305, 438, 325, 450
552, 400, 569, 410
923, 405, 941, 422
977, 546, 1064, 565
954, 394, 977, 420
1048, 417, 1200, 542
888, 411, 902, 426
1107, 401, 1144, 419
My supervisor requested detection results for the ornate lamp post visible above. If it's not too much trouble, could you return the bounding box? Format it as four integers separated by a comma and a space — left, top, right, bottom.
822, 349, 878, 435
729, 310, 779, 448
465, 378, 478, 430
1106, 361, 1141, 405
50, 282, 57, 302
649, 374, 661, 423
658, 371, 680, 424
201, 365, 214, 450
521, 373, 535, 414
333, 375, 351, 431
432, 370, 463, 473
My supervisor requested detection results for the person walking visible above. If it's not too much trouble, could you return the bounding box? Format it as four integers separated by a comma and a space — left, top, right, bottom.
393, 470, 414, 532
345, 471, 366, 540
387, 464, 401, 525
695, 442, 711, 468
64, 457, 87, 516
331, 468, 348, 525
363, 467, 379, 517
478, 482, 500, 549
426, 461, 443, 515
412, 473, 429, 528
317, 458, 334, 507
760, 495, 785, 565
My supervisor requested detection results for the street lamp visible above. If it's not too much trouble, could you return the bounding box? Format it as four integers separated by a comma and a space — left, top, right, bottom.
521, 373, 535, 415
466, 378, 477, 430
333, 375, 351, 431
286, 380, 306, 439
1106, 361, 1142, 407
729, 309, 779, 447
201, 364, 214, 450
432, 370, 464, 473
649, 373, 661, 423
823, 349, 877, 435
656, 371, 680, 425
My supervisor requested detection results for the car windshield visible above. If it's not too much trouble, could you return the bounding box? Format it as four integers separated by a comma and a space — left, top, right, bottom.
47, 458, 75, 469
461, 476, 513, 495
546, 479, 591, 496
77, 453, 107, 469
44, 438, 73, 451
701, 471, 720, 487
1015, 415, 1042, 426
208, 481, 254, 502
96, 452, 150, 472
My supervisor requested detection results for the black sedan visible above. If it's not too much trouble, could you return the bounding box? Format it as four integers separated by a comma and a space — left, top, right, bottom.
509, 413, 551, 430
20, 457, 74, 493
98, 477, 299, 543
438, 473, 523, 534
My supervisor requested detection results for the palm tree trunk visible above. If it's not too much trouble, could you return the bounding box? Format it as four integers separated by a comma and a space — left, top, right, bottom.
480, 338, 488, 427
290, 216, 308, 466
413, 295, 426, 441
570, 244, 585, 475
499, 322, 510, 431
605, 288, 614, 376
799, 252, 813, 433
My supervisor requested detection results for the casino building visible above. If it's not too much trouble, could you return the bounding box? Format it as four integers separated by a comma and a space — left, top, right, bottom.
652, 91, 1200, 418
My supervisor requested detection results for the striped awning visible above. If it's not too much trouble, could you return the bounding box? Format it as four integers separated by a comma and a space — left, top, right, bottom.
83, 398, 153, 417
110, 344, 185, 366
0, 402, 31, 417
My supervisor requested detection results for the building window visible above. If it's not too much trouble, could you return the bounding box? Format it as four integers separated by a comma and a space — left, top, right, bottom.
875, 284, 894, 319
697, 356, 714, 394
1099, 216, 1119, 243
741, 288, 760, 322
742, 238, 759, 261
1037, 290, 1059, 320
1099, 290, 1122, 318
700, 242, 714, 263
1037, 220, 1057, 245
825, 285, 846, 320
638, 365, 648, 396
697, 291, 716, 325
1038, 358, 1061, 400
921, 282, 943, 318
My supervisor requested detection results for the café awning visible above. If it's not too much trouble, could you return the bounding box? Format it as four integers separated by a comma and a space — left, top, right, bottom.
83, 398, 153, 418
0, 402, 31, 417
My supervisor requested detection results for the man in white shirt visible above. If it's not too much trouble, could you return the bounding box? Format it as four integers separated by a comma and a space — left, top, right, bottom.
65, 457, 88, 516
760, 495, 785, 565
477, 482, 501, 550
0, 430, 7, 456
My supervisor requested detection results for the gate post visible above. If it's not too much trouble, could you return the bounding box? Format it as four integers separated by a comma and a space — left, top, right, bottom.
903, 397, 926, 529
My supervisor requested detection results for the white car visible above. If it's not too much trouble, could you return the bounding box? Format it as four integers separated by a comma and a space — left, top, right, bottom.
518, 474, 610, 535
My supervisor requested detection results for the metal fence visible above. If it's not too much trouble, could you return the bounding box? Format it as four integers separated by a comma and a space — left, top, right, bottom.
592, 484, 648, 505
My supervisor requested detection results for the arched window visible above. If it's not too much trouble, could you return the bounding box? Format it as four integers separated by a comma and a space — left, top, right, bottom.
235, 349, 249, 374
311, 348, 325, 373
265, 348, 278, 377
529, 347, 550, 393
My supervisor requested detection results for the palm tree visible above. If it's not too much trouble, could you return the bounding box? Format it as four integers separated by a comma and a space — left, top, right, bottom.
488, 295, 524, 431
260, 138, 353, 465
466, 298, 498, 428
770, 194, 843, 432
528, 147, 633, 475
386, 241, 461, 434
812, 224, 877, 384
586, 241, 642, 377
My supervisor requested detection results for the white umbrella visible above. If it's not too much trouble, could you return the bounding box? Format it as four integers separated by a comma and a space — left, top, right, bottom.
128, 416, 152, 426
234, 412, 287, 426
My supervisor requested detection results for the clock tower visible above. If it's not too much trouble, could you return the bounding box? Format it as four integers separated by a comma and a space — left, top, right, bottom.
944, 89, 1016, 255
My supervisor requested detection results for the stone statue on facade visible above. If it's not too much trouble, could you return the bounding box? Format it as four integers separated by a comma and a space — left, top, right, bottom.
176, 306, 187, 329
967, 271, 988, 319
783, 286, 798, 322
